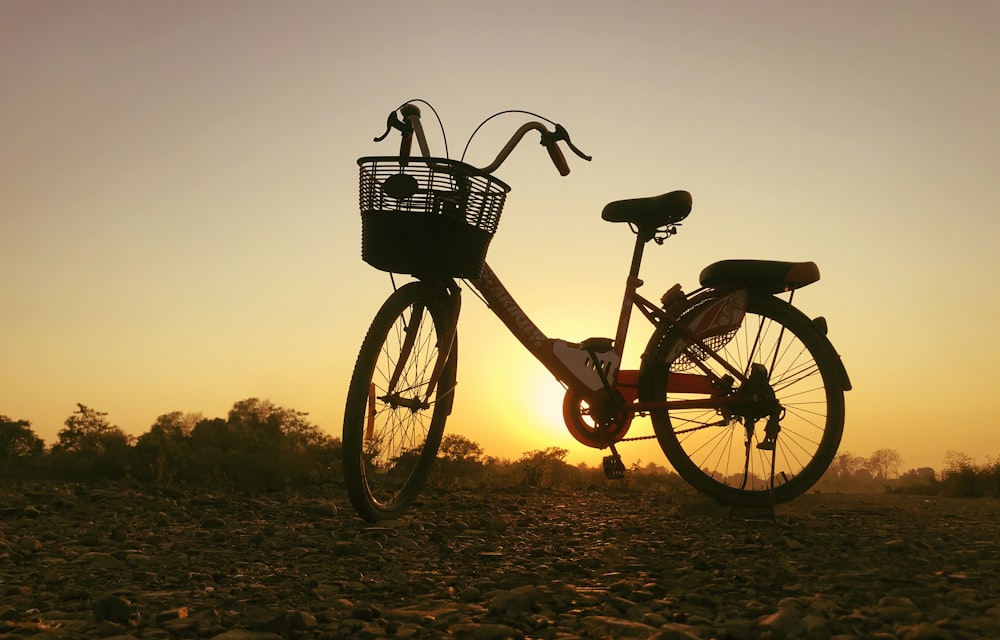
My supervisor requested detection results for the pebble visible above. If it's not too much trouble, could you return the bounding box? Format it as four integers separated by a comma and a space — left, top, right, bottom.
1, 483, 999, 639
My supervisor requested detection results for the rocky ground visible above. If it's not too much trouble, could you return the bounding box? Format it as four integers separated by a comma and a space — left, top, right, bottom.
1, 481, 999, 639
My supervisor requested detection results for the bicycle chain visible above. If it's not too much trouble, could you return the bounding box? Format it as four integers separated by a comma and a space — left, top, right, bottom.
618, 432, 659, 442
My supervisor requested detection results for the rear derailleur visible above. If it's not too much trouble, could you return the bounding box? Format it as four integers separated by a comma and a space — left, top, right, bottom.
738, 363, 784, 451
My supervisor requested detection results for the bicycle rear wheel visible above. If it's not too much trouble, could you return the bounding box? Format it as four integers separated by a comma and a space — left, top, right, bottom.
342, 281, 457, 521
640, 291, 845, 507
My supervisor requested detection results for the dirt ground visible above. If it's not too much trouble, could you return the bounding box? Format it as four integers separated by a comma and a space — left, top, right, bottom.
2, 483, 999, 638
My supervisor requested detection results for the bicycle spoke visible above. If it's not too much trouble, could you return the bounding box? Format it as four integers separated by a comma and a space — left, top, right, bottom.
344, 282, 456, 521
647, 293, 845, 506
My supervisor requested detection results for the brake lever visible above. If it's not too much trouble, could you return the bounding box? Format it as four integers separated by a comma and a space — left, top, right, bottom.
373, 110, 412, 142
551, 124, 592, 161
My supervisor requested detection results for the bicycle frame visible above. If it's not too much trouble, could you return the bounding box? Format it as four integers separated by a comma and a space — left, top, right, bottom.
465, 230, 750, 427
371, 221, 766, 453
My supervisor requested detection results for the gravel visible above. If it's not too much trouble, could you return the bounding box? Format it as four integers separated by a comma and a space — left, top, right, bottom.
2, 481, 999, 639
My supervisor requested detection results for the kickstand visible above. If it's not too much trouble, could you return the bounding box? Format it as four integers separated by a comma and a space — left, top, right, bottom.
728, 447, 778, 523
602, 444, 626, 480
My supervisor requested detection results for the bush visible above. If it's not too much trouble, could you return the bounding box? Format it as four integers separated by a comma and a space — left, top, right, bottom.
512, 447, 571, 488
0, 416, 44, 459
938, 453, 1000, 497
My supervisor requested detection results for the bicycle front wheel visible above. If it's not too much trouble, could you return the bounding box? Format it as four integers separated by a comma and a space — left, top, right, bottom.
641, 292, 846, 508
342, 281, 457, 521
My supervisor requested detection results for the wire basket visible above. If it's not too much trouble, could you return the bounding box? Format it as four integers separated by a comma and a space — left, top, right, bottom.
358, 156, 511, 279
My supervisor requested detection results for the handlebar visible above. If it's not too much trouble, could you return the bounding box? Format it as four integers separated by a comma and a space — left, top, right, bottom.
373, 102, 591, 175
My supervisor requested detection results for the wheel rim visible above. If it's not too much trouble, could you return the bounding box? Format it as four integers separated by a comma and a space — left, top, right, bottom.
361, 302, 442, 510
662, 301, 840, 498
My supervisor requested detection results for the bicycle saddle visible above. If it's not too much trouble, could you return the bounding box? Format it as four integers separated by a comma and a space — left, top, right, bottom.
601, 191, 692, 229
699, 260, 820, 294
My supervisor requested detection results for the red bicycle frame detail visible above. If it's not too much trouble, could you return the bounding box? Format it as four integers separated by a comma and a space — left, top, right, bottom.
468, 257, 739, 421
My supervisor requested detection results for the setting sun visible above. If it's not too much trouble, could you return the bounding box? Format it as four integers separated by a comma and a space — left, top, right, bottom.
528, 369, 571, 443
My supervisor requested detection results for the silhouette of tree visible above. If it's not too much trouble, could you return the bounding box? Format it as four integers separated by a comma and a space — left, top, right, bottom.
0, 415, 44, 458
826, 451, 867, 480
54, 403, 132, 454
514, 447, 570, 487
943, 450, 976, 473
134, 412, 203, 484
227, 397, 331, 450
184, 417, 227, 457
868, 448, 903, 480
276, 408, 333, 451
48, 404, 133, 479
896, 467, 936, 487
148, 411, 201, 439
439, 434, 484, 463
176, 398, 339, 489
433, 434, 486, 485
940, 451, 984, 497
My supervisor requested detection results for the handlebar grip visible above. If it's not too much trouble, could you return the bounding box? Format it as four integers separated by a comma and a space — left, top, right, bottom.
546, 142, 570, 176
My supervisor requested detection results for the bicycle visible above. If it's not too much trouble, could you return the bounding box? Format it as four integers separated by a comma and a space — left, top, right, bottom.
342, 99, 852, 522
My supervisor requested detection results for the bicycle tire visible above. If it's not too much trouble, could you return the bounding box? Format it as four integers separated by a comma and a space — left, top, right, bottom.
342, 281, 457, 521
640, 291, 845, 507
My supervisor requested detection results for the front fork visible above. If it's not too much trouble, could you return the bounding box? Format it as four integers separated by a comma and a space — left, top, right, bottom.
423, 281, 461, 405
366, 280, 461, 442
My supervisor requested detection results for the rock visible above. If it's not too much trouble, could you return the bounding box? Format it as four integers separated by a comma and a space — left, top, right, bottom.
652, 623, 703, 639
584, 616, 658, 638
201, 516, 226, 529
758, 607, 806, 637
92, 594, 131, 623
449, 622, 523, 639
459, 586, 482, 602
900, 622, 957, 640
17, 537, 42, 554
155, 607, 189, 622
1, 485, 1000, 640
210, 631, 284, 640
487, 585, 542, 615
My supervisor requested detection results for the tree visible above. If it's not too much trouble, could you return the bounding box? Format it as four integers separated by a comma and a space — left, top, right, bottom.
434, 434, 486, 485
868, 448, 903, 480
49, 404, 134, 480
227, 398, 282, 443
147, 411, 201, 439
55, 404, 131, 454
276, 408, 332, 451
189, 417, 234, 452
825, 451, 867, 480
134, 412, 203, 484
438, 434, 484, 463
227, 397, 331, 450
943, 450, 976, 474
940, 451, 983, 497
0, 415, 44, 458
186, 398, 338, 489
514, 447, 570, 487
897, 467, 936, 486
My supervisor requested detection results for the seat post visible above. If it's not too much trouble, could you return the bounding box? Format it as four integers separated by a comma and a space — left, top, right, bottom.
612, 231, 649, 357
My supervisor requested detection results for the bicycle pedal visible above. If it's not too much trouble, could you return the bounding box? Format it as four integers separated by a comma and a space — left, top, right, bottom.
603, 454, 626, 480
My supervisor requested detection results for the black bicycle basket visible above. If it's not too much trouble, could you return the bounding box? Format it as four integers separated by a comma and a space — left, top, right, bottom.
358, 156, 511, 279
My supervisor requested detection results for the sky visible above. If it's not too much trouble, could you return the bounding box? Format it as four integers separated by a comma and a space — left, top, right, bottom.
3, 1, 999, 473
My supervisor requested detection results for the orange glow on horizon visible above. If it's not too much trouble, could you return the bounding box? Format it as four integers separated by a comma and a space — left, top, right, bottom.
3, 1, 999, 474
